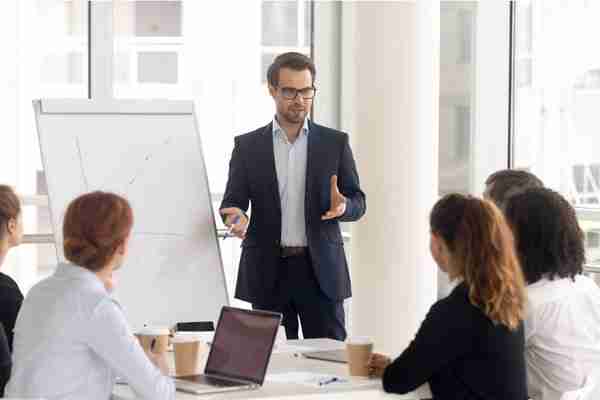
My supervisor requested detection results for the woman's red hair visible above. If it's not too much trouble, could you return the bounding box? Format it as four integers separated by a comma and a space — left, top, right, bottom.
63, 191, 133, 271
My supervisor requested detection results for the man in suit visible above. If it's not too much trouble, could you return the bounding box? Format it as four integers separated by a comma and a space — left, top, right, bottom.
220, 52, 366, 340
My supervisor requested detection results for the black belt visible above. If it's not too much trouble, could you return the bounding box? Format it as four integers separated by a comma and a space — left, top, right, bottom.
280, 246, 308, 258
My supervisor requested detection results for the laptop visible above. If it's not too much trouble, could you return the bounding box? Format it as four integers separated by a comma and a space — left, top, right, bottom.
302, 349, 348, 364
174, 307, 282, 395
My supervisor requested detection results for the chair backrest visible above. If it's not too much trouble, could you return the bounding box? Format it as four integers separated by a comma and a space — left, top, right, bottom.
560, 377, 596, 400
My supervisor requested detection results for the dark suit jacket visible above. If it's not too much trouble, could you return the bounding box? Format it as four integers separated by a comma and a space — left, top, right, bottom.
220, 121, 366, 304
383, 282, 528, 400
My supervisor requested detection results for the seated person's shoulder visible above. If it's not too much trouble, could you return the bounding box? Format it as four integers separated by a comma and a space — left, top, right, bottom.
0, 273, 23, 304
438, 282, 494, 324
427, 283, 471, 319
81, 290, 120, 320
0, 273, 20, 291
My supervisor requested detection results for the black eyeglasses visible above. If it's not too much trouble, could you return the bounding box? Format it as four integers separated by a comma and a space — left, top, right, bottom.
277, 86, 317, 100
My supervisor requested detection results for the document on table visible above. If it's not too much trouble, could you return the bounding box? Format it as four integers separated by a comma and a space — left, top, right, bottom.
266, 372, 379, 389
272, 343, 315, 354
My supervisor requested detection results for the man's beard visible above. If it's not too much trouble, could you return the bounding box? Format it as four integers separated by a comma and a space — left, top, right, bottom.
283, 108, 306, 124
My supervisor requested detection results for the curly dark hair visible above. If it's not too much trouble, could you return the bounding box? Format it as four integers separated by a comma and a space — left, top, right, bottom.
504, 188, 585, 284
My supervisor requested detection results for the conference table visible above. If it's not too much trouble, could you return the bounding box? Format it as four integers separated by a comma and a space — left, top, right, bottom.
112, 338, 432, 400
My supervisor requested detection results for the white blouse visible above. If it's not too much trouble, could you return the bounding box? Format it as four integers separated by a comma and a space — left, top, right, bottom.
5, 263, 175, 400
525, 275, 600, 400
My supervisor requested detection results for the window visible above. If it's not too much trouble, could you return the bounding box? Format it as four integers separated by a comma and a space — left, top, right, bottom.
439, 1, 511, 198
261, 1, 312, 82
586, 231, 600, 249
439, 2, 477, 195
513, 0, 600, 268
585, 270, 600, 288
0, 0, 88, 293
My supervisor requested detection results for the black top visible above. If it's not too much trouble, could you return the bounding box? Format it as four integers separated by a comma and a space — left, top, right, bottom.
0, 324, 10, 397
0, 272, 23, 352
383, 282, 528, 400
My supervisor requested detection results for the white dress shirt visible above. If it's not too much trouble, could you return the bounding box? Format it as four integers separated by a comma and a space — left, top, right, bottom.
525, 275, 600, 400
272, 116, 309, 247
5, 263, 175, 400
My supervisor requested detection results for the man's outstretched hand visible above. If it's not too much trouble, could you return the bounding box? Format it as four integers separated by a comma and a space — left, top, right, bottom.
321, 175, 347, 220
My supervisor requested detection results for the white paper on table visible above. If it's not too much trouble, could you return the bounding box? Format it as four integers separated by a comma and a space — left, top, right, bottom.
272, 343, 315, 354
266, 372, 346, 387
266, 372, 379, 389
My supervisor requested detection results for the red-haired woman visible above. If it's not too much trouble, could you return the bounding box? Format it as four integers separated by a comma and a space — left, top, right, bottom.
6, 191, 174, 400
368, 194, 528, 400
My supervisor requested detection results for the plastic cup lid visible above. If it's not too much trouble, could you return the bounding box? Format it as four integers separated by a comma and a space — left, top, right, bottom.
172, 333, 203, 343
136, 326, 170, 336
346, 337, 373, 345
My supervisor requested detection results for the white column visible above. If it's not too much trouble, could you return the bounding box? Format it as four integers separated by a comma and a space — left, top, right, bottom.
342, 1, 439, 356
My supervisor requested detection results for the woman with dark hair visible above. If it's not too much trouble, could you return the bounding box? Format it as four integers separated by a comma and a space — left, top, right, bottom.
504, 188, 600, 400
6, 191, 175, 400
368, 194, 528, 400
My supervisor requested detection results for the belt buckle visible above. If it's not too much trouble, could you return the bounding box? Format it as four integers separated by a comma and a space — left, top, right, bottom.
280, 246, 305, 258
280, 247, 291, 258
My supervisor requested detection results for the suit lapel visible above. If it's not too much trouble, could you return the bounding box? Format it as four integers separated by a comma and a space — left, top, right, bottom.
306, 121, 321, 220
258, 123, 282, 215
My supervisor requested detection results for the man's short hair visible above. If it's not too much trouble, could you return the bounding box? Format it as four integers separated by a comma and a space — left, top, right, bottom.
267, 52, 316, 87
484, 169, 544, 209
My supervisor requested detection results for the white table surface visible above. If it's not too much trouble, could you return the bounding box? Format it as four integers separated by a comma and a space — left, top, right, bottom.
112, 339, 432, 400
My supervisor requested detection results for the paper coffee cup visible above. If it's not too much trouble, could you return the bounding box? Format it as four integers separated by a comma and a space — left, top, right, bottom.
135, 327, 170, 354
346, 337, 373, 377
172, 334, 205, 377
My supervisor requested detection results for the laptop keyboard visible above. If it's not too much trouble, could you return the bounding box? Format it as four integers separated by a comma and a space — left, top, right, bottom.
180, 374, 246, 388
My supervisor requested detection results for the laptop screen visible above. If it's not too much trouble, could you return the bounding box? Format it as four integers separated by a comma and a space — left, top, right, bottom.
204, 307, 281, 385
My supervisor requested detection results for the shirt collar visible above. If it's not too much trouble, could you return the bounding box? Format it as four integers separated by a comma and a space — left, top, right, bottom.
55, 262, 108, 294
272, 116, 310, 139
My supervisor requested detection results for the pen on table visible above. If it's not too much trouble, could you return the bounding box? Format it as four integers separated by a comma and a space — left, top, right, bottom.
318, 377, 339, 386
150, 338, 156, 353
223, 215, 241, 239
